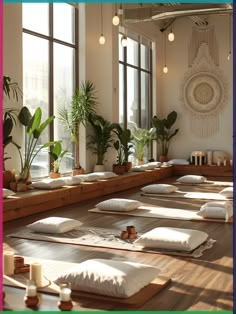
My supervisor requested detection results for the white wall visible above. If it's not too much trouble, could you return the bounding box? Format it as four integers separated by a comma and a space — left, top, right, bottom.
3, 4, 233, 174
3, 4, 23, 171
155, 16, 233, 160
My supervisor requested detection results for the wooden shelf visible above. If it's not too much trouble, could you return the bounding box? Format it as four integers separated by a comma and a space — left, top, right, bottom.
172, 164, 233, 177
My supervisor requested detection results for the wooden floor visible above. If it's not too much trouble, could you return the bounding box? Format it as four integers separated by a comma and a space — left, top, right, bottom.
3, 176, 233, 311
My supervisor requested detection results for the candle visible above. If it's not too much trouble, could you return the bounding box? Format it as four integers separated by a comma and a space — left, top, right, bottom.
230, 159, 233, 166
223, 158, 227, 166
30, 263, 42, 287
60, 287, 71, 301
207, 151, 212, 165
26, 281, 37, 297
3, 251, 15, 275
217, 158, 221, 166
199, 152, 202, 166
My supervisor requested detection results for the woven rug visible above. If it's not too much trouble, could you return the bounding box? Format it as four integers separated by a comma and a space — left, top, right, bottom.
3, 256, 171, 307
141, 191, 232, 200
89, 205, 232, 223
9, 226, 216, 258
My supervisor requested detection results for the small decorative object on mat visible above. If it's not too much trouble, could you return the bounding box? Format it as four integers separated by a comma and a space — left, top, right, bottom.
126, 225, 138, 239
58, 283, 73, 311
190, 151, 206, 165
24, 279, 39, 308
30, 262, 43, 287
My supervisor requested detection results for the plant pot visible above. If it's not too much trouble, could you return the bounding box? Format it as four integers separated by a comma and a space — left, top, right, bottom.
137, 160, 144, 165
94, 165, 105, 172
72, 168, 84, 176
159, 155, 168, 162
125, 161, 132, 172
49, 172, 61, 179
3, 170, 14, 189
112, 164, 126, 175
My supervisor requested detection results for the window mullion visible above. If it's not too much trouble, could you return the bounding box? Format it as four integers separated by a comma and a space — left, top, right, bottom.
138, 38, 141, 127
124, 46, 127, 129
49, 4, 54, 172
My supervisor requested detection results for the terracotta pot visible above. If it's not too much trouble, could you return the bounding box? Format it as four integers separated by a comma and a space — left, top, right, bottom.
159, 155, 168, 162
125, 161, 132, 172
127, 225, 136, 234
112, 165, 126, 175
49, 172, 61, 179
72, 168, 84, 176
16, 182, 28, 192
120, 231, 129, 239
3, 170, 14, 189
137, 160, 144, 165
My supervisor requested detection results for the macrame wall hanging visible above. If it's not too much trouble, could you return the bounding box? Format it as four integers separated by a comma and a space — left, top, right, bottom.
180, 26, 228, 138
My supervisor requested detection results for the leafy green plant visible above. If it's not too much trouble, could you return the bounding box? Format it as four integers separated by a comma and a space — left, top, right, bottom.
58, 80, 97, 169
17, 106, 55, 181
112, 124, 133, 164
113, 140, 125, 166
132, 127, 155, 162
87, 114, 115, 165
3, 76, 22, 170
152, 111, 179, 156
49, 141, 68, 173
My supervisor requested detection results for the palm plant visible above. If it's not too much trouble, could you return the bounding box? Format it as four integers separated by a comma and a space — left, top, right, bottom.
58, 80, 97, 170
112, 124, 133, 165
132, 127, 155, 163
49, 141, 68, 174
87, 114, 115, 166
17, 106, 55, 181
3, 76, 22, 170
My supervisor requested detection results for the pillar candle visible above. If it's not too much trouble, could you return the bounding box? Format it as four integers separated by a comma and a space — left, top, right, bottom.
26, 280, 37, 297
223, 158, 227, 166
30, 263, 42, 287
3, 251, 15, 275
199, 153, 202, 166
60, 287, 72, 301
195, 153, 197, 166
217, 158, 221, 166
207, 151, 212, 165
230, 160, 233, 166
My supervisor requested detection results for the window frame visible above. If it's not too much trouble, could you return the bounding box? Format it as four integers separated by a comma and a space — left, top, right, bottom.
22, 3, 79, 177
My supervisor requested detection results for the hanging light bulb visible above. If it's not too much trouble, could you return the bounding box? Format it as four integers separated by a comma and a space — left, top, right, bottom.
227, 15, 231, 61
168, 30, 175, 42
227, 52, 231, 61
99, 4, 105, 45
121, 35, 127, 47
99, 34, 105, 45
163, 66, 168, 74
163, 32, 168, 74
112, 14, 120, 26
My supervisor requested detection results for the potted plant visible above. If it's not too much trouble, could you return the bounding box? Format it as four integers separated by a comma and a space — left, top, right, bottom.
16, 106, 55, 189
132, 127, 155, 164
87, 114, 115, 172
112, 124, 133, 172
112, 140, 126, 175
49, 141, 68, 178
3, 76, 22, 188
58, 80, 97, 175
152, 110, 179, 162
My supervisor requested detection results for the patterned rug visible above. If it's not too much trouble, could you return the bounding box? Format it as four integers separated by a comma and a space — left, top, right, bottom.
9, 226, 216, 258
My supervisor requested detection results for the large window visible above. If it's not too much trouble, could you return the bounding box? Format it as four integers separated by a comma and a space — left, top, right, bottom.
22, 3, 78, 178
119, 33, 152, 130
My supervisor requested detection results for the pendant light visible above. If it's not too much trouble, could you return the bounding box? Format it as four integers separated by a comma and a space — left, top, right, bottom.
163, 32, 168, 74
112, 3, 120, 26
99, 4, 105, 45
168, 28, 175, 42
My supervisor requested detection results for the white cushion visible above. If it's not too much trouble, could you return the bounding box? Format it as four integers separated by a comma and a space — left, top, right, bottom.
95, 198, 143, 212
134, 227, 208, 252
77, 173, 100, 182
141, 184, 178, 194
197, 201, 233, 221
62, 176, 83, 186
92, 172, 118, 179
3, 188, 15, 198
132, 164, 153, 172
27, 217, 83, 234
147, 162, 162, 169
54, 258, 160, 298
32, 178, 65, 190
219, 187, 233, 198
176, 175, 207, 184
167, 159, 190, 165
